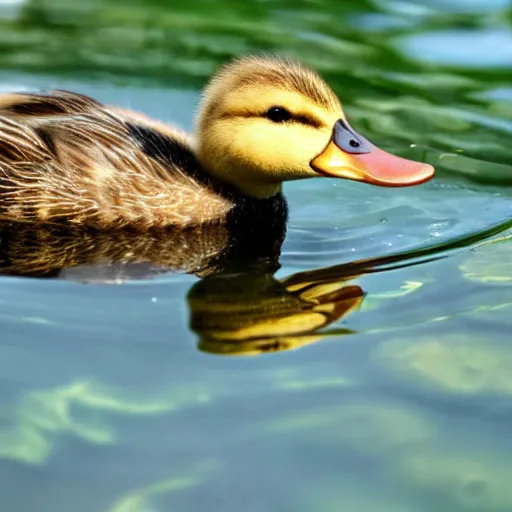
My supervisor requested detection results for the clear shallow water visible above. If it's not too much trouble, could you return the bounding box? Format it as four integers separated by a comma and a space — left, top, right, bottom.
0, 0, 511, 511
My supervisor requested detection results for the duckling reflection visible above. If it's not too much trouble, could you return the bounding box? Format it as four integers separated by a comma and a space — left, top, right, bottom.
0, 214, 285, 279
188, 270, 364, 356
188, 239, 453, 356
0, 221, 367, 355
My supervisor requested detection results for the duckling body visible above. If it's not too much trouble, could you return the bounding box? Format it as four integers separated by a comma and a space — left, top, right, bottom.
0, 91, 241, 228
0, 56, 434, 230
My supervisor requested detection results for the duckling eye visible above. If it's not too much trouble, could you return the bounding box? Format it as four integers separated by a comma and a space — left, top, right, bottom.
265, 106, 292, 123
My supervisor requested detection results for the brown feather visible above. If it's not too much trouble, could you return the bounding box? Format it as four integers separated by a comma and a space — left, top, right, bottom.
0, 91, 232, 229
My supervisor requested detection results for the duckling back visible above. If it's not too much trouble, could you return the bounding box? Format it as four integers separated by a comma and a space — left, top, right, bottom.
0, 91, 233, 229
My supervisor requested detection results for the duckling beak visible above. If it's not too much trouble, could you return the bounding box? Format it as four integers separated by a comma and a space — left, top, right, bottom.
310, 119, 434, 187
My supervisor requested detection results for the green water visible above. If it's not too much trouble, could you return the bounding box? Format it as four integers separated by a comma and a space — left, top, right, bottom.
0, 0, 511, 511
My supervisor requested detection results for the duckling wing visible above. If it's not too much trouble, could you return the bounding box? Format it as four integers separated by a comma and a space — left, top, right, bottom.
0, 91, 232, 229
0, 89, 104, 118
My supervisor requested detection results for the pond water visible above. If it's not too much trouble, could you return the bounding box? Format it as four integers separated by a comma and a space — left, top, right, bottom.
0, 0, 511, 511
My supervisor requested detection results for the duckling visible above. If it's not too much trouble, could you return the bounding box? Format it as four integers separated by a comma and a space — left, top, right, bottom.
0, 55, 434, 230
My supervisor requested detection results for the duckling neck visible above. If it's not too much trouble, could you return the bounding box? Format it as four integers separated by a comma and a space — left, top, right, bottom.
197, 158, 283, 199
222, 179, 282, 200
194, 147, 283, 199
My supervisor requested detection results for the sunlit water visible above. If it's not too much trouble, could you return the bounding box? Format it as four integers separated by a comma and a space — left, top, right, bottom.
0, 0, 511, 511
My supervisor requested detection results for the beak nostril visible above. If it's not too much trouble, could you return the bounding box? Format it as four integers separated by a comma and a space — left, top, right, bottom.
333, 120, 371, 154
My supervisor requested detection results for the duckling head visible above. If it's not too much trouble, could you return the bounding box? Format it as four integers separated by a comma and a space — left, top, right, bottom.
195, 55, 434, 199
